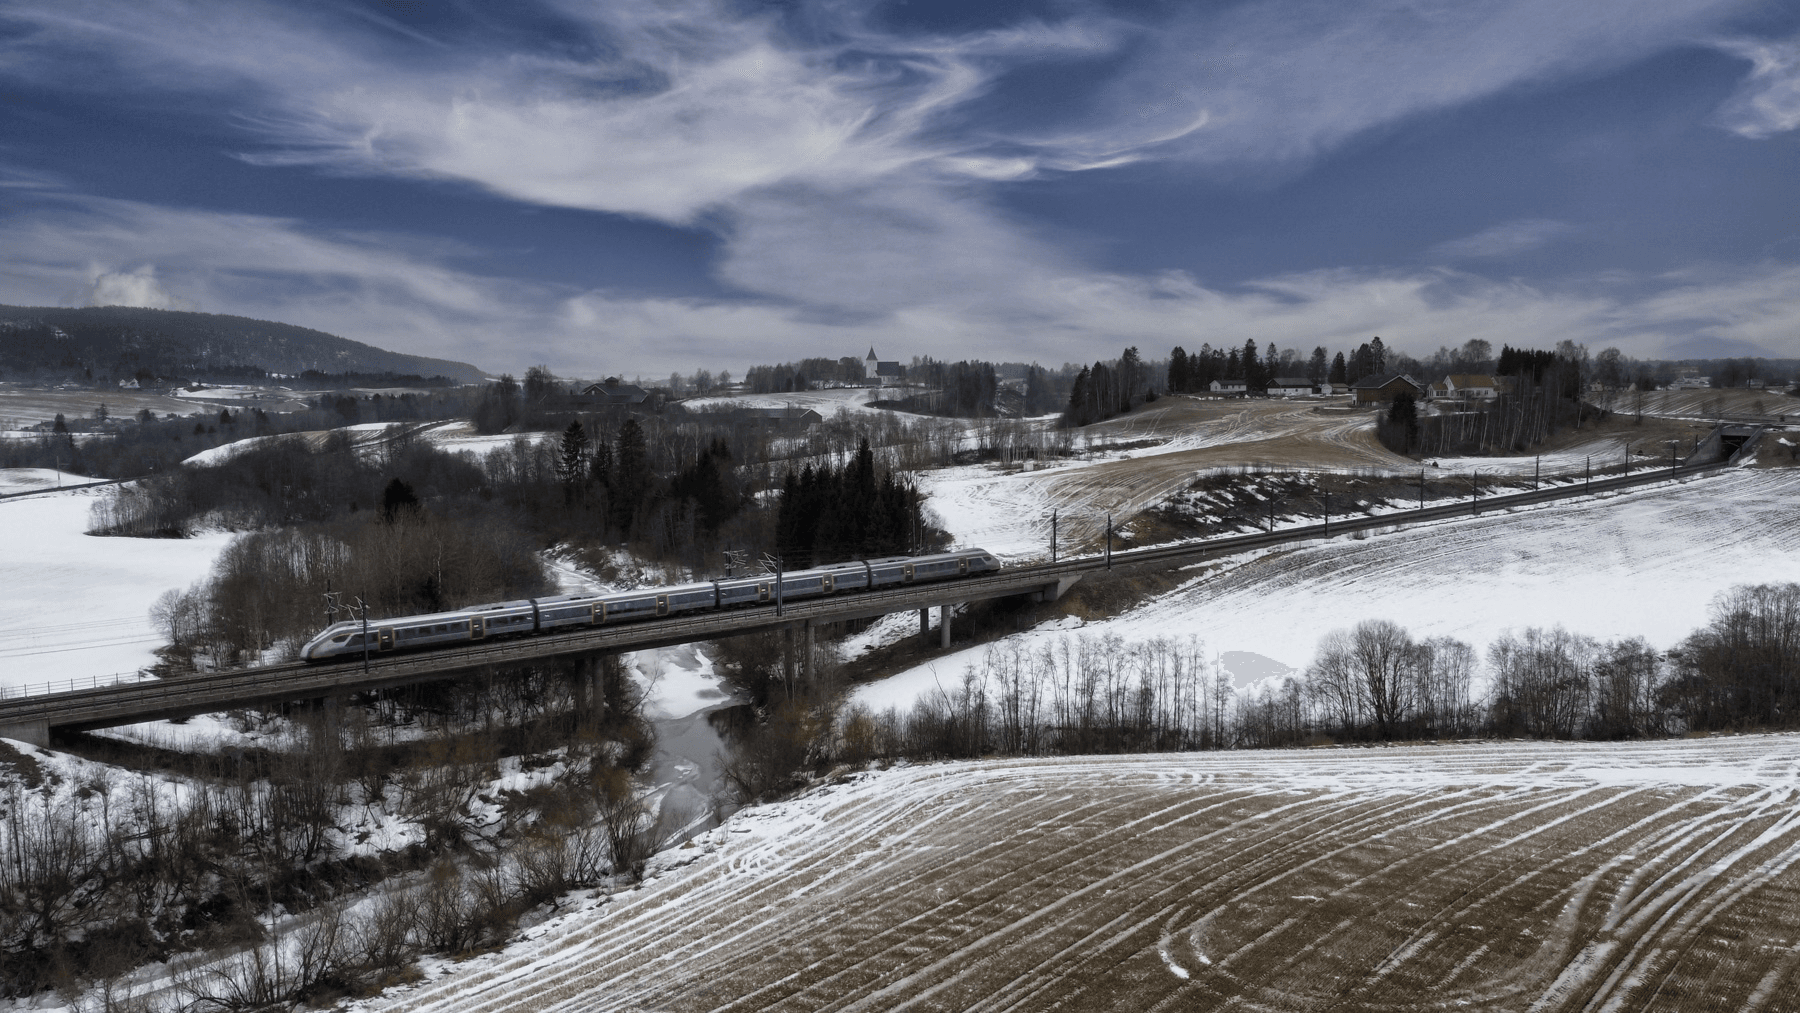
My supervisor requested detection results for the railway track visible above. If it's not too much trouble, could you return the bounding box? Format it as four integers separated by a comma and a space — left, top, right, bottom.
0, 459, 1728, 745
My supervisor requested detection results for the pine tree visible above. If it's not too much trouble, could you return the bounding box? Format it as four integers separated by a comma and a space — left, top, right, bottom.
381, 478, 419, 524
1309, 347, 1329, 383
1169, 346, 1190, 394
1387, 392, 1420, 451
612, 418, 648, 536
556, 420, 591, 497
1330, 352, 1347, 385
1119, 346, 1143, 411
1064, 367, 1091, 426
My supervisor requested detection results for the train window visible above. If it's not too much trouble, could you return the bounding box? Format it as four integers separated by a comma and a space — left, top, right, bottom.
332, 634, 350, 644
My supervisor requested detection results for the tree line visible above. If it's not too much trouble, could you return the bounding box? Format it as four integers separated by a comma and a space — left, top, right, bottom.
775, 438, 937, 565
1375, 344, 1594, 455
821, 582, 1799, 765
1063, 346, 1155, 426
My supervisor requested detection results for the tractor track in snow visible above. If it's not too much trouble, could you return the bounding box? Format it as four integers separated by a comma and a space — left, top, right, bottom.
368, 739, 1800, 1013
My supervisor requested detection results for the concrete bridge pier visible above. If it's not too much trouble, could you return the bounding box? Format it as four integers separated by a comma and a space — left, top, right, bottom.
919, 608, 930, 646
314, 694, 342, 743
940, 604, 952, 649
570, 654, 605, 716
0, 718, 49, 749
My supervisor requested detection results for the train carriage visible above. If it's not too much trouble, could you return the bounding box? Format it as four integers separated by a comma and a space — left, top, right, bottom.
300, 548, 1002, 662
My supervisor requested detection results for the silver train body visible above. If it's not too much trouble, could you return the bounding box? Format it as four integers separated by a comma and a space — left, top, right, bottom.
299, 548, 1002, 662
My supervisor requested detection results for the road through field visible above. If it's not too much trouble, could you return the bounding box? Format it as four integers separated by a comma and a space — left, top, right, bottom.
921, 399, 1407, 555
369, 736, 1800, 1013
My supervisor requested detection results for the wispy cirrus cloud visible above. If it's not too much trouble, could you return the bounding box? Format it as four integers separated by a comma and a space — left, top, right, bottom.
1428, 219, 1576, 262
1713, 33, 1800, 138
1014, 0, 1760, 171
0, 0, 1795, 374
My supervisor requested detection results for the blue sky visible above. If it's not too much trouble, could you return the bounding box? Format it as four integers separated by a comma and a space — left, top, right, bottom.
1, 0, 1796, 377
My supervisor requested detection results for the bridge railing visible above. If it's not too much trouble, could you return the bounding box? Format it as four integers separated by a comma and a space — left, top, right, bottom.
0, 668, 161, 701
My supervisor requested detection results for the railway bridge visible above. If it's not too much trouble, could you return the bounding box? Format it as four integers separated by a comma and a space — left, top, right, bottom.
0, 459, 1730, 747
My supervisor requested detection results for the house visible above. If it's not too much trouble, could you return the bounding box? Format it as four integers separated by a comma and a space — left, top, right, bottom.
1267, 376, 1317, 397
865, 348, 904, 385
1210, 379, 1248, 395
1434, 374, 1502, 402
578, 379, 649, 406
1350, 372, 1426, 405
726, 406, 822, 432
1328, 381, 1351, 396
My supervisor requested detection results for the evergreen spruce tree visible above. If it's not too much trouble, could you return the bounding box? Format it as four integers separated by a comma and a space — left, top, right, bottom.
612, 418, 647, 536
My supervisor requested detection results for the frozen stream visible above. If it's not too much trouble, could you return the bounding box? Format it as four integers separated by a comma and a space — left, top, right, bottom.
628, 644, 743, 828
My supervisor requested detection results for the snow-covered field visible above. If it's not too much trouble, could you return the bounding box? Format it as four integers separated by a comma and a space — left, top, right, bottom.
182, 419, 554, 467
858, 469, 1800, 709
0, 467, 110, 496
0, 484, 233, 693
682, 386, 886, 415
358, 735, 1800, 1013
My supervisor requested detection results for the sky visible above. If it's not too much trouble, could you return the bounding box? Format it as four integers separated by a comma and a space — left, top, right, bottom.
0, 0, 1796, 378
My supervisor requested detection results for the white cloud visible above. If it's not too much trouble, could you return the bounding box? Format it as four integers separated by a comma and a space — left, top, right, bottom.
82, 264, 191, 309
2, 193, 1797, 376
1714, 34, 1800, 138
1002, 0, 1757, 171
1428, 219, 1576, 261
0, 1, 1794, 376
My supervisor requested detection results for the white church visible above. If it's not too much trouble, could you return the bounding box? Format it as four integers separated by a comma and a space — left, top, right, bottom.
864, 347, 904, 386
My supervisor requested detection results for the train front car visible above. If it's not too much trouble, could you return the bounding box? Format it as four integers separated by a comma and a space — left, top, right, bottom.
300, 621, 364, 661
962, 548, 1003, 574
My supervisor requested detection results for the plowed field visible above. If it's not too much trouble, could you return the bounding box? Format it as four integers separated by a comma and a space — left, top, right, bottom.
371, 737, 1800, 1013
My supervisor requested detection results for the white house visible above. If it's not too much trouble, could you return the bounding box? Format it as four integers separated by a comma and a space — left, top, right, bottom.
1210, 379, 1248, 395
1434, 374, 1502, 401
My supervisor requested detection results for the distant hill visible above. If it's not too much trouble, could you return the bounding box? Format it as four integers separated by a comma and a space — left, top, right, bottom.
0, 305, 486, 385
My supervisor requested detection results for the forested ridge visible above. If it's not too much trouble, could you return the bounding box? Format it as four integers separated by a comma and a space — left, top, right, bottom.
0, 305, 485, 386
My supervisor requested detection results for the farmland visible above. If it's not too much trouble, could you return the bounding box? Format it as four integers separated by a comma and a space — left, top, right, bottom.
859, 468, 1800, 703
367, 735, 1800, 1013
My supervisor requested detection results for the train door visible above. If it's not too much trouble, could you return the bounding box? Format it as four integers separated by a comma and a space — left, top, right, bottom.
958, 557, 970, 576
822, 573, 836, 593
758, 582, 771, 603
590, 603, 603, 626
656, 594, 670, 617
470, 616, 485, 640
377, 627, 394, 652
902, 562, 915, 583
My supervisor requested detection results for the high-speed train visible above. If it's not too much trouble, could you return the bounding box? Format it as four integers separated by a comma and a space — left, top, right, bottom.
299, 548, 1002, 662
